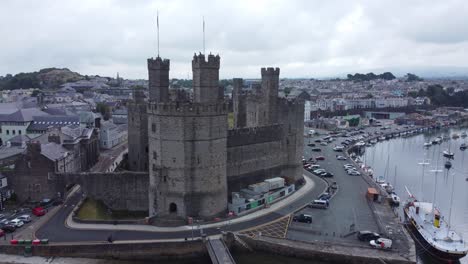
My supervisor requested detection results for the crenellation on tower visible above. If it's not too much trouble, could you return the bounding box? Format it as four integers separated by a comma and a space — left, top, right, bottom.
261, 67, 280, 76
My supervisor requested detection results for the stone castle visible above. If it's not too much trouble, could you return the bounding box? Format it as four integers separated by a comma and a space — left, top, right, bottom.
127, 52, 305, 220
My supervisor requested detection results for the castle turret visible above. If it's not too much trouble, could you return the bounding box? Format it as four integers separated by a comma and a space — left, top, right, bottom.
148, 56, 170, 102
261, 67, 280, 125
127, 90, 148, 171
192, 53, 221, 103
232, 78, 246, 128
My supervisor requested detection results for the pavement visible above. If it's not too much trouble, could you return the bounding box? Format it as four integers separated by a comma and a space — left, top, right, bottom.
0, 253, 154, 264
35, 173, 325, 243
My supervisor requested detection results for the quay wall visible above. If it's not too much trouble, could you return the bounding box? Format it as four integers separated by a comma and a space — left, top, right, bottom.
238, 235, 415, 264
0, 241, 208, 261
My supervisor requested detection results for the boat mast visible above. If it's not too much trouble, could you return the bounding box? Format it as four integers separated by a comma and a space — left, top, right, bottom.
418, 152, 430, 200
447, 172, 456, 237
430, 145, 442, 215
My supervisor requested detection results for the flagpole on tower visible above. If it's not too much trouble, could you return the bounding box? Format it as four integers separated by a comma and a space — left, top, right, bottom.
203, 16, 205, 55
157, 10, 160, 57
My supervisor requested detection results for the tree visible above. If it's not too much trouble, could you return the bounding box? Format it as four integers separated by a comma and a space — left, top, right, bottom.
405, 73, 423, 82
31, 89, 41, 97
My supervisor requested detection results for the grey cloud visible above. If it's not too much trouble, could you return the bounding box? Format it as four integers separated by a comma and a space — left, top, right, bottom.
1, 0, 468, 79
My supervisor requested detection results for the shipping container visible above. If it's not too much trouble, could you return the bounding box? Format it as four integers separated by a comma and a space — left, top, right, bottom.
264, 177, 285, 190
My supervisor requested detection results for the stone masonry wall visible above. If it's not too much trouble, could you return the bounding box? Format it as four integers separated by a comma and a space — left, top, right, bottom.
62, 172, 149, 212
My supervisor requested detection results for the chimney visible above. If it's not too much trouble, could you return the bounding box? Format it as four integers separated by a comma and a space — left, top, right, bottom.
48, 133, 61, 144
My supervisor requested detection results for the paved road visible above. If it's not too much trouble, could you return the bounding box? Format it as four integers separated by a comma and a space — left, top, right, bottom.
36, 174, 325, 243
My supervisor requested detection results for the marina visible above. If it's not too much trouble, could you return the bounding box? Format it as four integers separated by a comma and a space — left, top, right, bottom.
360, 128, 468, 264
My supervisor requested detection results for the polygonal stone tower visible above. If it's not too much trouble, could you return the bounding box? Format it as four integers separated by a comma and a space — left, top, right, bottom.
148, 53, 228, 220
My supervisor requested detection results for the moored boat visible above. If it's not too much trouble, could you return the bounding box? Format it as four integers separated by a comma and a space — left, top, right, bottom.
460, 143, 467, 150
461, 132, 467, 138
452, 133, 460, 139
423, 142, 431, 147
404, 194, 468, 261
442, 150, 454, 159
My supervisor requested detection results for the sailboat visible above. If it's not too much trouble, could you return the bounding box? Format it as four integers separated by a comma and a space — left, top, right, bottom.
444, 160, 452, 169
403, 157, 468, 261
442, 150, 454, 158
460, 143, 467, 150
389, 166, 400, 206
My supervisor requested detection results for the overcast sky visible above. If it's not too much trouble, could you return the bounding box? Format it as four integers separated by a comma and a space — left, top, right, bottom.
1, 0, 468, 79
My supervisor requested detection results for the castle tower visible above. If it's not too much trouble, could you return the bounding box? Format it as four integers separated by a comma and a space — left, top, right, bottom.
261, 67, 280, 125
148, 57, 170, 102
192, 53, 220, 103
127, 89, 149, 171
148, 53, 228, 220
232, 78, 246, 128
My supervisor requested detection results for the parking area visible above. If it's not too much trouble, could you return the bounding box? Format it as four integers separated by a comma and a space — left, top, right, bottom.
0, 201, 59, 241
287, 123, 414, 247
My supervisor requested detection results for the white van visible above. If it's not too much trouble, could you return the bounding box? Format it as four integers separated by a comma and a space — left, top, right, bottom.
370, 238, 392, 249
17, 214, 31, 223
308, 199, 328, 209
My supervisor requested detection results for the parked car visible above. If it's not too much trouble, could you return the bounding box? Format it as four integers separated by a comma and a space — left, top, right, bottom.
0, 224, 15, 233
348, 170, 361, 176
17, 215, 31, 223
318, 192, 332, 200
293, 214, 312, 224
320, 142, 328, 146
314, 139, 322, 143
32, 207, 46, 217
315, 156, 325, 161
9, 219, 24, 228
307, 143, 316, 147
336, 155, 347, 160
357, 231, 380, 242
313, 169, 326, 175
320, 172, 334, 178
370, 238, 392, 249
311, 148, 322, 152
0, 229, 4, 237
308, 199, 329, 209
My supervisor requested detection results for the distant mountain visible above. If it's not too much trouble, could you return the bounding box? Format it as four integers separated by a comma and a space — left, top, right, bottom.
0, 68, 84, 90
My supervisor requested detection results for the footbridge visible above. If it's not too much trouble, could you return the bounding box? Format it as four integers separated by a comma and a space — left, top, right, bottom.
205, 237, 236, 264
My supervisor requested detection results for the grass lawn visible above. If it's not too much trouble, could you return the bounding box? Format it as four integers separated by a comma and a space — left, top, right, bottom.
76, 198, 147, 220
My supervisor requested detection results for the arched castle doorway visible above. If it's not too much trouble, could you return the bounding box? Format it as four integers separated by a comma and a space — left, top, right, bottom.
169, 202, 177, 213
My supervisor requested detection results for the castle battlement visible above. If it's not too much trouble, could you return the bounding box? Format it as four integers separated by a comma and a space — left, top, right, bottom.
148, 56, 170, 70
148, 101, 228, 116
227, 124, 284, 147
261, 67, 280, 76
192, 53, 220, 69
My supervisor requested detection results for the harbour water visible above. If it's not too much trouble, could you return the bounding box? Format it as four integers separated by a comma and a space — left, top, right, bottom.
362, 128, 468, 264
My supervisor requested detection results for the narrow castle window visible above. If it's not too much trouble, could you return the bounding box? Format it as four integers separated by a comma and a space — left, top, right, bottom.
153, 151, 157, 160
151, 123, 156, 132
